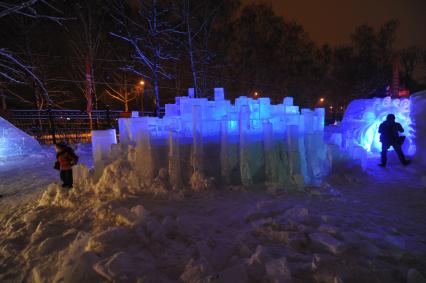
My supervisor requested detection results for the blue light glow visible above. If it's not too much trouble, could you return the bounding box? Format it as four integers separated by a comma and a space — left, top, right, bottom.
117, 88, 329, 185
341, 97, 415, 155
0, 117, 41, 158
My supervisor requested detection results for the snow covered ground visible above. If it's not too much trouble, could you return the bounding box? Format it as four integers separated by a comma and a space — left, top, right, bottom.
0, 144, 92, 212
0, 145, 425, 283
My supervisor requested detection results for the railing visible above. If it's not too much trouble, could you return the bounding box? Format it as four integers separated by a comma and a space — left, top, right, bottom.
3, 107, 335, 144
5, 109, 162, 144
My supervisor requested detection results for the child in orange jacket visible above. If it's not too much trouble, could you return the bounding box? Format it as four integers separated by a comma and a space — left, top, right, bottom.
54, 142, 78, 188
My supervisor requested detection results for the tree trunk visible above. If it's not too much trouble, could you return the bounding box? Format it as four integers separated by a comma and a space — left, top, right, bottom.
186, 8, 198, 98
124, 96, 129, 112
201, 64, 209, 98
1, 91, 6, 110
85, 56, 93, 130
153, 75, 160, 117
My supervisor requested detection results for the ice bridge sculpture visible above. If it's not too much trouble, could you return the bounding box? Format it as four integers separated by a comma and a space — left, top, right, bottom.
0, 116, 41, 158
92, 88, 330, 189
340, 96, 415, 156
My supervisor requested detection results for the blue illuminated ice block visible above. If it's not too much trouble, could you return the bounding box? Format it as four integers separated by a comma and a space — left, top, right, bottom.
116, 88, 329, 187
214, 88, 225, 101
0, 116, 41, 158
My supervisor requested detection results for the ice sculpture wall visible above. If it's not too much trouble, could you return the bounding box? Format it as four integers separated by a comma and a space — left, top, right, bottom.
0, 116, 41, 158
112, 88, 330, 188
410, 91, 426, 166
340, 96, 415, 155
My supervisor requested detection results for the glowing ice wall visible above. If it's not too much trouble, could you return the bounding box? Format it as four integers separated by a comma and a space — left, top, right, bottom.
340, 96, 415, 155
410, 91, 426, 165
116, 88, 329, 187
0, 116, 41, 158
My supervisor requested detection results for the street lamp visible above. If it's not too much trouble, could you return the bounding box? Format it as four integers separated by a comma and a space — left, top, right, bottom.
319, 97, 325, 103
136, 80, 145, 115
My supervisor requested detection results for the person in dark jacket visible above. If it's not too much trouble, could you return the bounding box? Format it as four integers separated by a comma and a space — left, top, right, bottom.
378, 114, 410, 167
54, 142, 78, 188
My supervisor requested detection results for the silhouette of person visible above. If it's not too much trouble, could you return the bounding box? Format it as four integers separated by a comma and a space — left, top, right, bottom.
378, 114, 410, 167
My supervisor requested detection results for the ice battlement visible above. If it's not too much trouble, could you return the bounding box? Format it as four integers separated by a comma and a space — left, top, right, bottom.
118, 88, 325, 143
92, 88, 330, 189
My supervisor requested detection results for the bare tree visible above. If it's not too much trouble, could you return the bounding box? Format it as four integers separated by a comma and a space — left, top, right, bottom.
104, 72, 137, 112
0, 0, 63, 21
400, 47, 422, 81
179, 0, 199, 97
0, 0, 65, 106
69, 2, 105, 129
0, 48, 50, 104
175, 0, 222, 98
111, 0, 177, 116
13, 17, 67, 110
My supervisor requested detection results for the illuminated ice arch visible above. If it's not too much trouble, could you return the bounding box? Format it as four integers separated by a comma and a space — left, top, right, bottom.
341, 96, 415, 155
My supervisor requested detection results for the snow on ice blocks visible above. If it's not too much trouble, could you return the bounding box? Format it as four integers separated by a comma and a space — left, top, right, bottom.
0, 116, 41, 158
115, 88, 329, 188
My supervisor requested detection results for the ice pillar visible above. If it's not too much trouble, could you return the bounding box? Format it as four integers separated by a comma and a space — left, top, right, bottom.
287, 124, 304, 188
168, 130, 182, 190
214, 88, 225, 101
118, 118, 130, 145
283, 97, 294, 106
239, 105, 252, 185
314, 108, 325, 132
263, 121, 278, 183
220, 119, 230, 183
135, 120, 155, 186
191, 105, 203, 173
92, 129, 117, 179
302, 109, 328, 185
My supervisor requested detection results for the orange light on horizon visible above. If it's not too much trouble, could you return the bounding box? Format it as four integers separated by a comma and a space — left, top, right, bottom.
319, 97, 325, 103
139, 80, 145, 86
254, 91, 259, 97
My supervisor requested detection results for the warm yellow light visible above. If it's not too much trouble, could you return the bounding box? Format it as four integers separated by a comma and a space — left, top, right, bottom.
139, 80, 145, 86
319, 97, 325, 103
329, 106, 333, 109
254, 92, 258, 97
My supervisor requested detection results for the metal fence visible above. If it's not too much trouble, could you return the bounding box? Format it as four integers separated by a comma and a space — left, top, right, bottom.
3, 107, 338, 144
4, 109, 124, 144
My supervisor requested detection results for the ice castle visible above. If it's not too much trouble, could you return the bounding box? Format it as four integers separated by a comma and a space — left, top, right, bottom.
93, 88, 330, 188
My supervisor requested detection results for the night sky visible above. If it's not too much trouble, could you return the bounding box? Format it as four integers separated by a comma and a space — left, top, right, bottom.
244, 0, 426, 48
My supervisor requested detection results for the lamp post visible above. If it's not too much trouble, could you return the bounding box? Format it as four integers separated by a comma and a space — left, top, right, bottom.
137, 80, 145, 115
